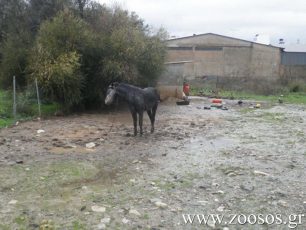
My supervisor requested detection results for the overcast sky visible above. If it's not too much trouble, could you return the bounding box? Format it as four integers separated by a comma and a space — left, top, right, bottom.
98, 0, 306, 46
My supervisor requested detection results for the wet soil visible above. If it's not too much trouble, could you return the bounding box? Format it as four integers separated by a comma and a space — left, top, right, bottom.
0, 98, 305, 229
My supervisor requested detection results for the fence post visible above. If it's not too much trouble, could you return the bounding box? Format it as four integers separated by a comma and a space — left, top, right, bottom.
13, 76, 16, 120
35, 78, 41, 117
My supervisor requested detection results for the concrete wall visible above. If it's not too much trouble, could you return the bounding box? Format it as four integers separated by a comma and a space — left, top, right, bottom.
250, 43, 281, 80
280, 65, 306, 84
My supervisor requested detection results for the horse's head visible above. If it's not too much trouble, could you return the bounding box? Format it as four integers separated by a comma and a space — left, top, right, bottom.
105, 82, 119, 105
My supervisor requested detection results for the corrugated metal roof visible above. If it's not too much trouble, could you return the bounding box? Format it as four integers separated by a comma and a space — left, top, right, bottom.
281, 52, 306, 65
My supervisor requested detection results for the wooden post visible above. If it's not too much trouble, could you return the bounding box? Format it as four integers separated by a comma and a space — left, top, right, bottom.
13, 76, 16, 120
35, 78, 41, 117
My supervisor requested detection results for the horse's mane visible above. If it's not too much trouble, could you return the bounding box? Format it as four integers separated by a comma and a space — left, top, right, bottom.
118, 83, 142, 90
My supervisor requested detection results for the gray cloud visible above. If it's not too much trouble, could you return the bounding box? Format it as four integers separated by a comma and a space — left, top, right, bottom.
99, 0, 306, 45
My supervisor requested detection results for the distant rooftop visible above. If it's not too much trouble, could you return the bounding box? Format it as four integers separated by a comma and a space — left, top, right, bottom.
281, 44, 306, 52
168, 33, 282, 49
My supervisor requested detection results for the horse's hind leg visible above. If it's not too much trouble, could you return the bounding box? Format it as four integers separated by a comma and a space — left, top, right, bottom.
147, 110, 154, 133
150, 104, 158, 133
139, 111, 143, 135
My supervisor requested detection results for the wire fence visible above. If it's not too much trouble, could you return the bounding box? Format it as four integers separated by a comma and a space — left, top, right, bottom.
0, 77, 43, 123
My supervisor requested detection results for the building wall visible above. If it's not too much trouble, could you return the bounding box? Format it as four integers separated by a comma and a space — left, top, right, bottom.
279, 52, 306, 85
250, 43, 281, 80
280, 65, 306, 84
159, 34, 283, 93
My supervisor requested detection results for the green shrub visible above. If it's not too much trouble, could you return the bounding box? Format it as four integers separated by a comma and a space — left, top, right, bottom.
28, 11, 93, 108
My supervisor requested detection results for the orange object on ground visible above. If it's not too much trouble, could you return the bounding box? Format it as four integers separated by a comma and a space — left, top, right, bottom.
212, 99, 222, 103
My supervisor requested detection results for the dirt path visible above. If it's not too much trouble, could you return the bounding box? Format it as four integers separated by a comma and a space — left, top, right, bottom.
0, 98, 305, 229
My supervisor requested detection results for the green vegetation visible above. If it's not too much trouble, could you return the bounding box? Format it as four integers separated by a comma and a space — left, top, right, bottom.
191, 87, 306, 104
0, 89, 59, 128
0, 0, 167, 110
72, 221, 86, 230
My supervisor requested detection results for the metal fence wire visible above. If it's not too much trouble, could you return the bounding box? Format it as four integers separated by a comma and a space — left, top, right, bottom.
0, 77, 42, 121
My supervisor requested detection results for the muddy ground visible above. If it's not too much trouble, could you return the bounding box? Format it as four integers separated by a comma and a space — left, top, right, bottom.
0, 98, 305, 230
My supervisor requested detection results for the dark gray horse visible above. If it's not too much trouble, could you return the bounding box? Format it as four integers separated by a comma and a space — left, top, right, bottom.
105, 82, 159, 136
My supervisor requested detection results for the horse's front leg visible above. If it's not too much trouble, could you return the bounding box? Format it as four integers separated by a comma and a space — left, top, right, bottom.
138, 111, 143, 135
129, 107, 138, 136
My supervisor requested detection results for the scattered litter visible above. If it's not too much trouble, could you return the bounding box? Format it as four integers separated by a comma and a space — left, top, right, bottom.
91, 205, 106, 213
155, 201, 168, 209
212, 99, 222, 103
176, 100, 190, 105
100, 217, 111, 224
278, 200, 288, 207
37, 129, 45, 134
8, 199, 18, 204
217, 206, 225, 212
129, 209, 141, 216
85, 142, 96, 149
253, 170, 269, 176
150, 198, 161, 203
198, 200, 209, 205
211, 103, 223, 108
39, 220, 54, 229
122, 217, 130, 224
278, 95, 284, 104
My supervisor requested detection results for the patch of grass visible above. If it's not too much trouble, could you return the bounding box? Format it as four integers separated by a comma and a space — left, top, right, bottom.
258, 112, 285, 121
14, 216, 27, 227
191, 87, 306, 105
0, 89, 59, 128
72, 221, 86, 230
142, 213, 149, 220
239, 107, 254, 114
31, 103, 60, 117
153, 178, 179, 191
0, 224, 10, 230
0, 117, 14, 128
